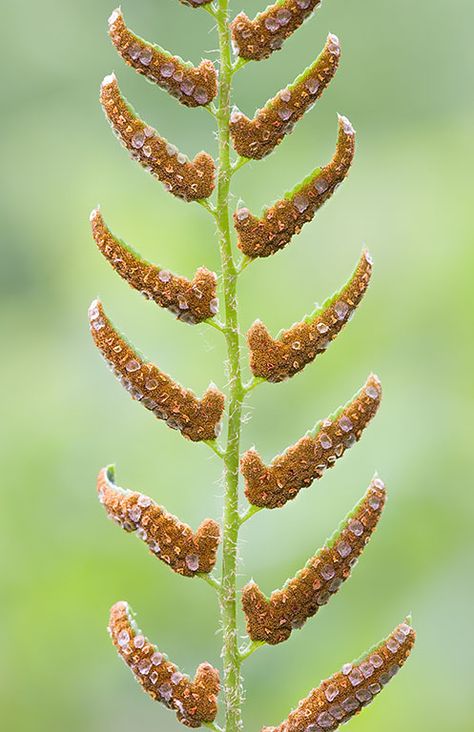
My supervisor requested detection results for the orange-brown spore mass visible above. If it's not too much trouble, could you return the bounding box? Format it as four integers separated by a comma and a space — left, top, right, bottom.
241, 375, 381, 508
234, 116, 355, 257
248, 251, 372, 381
242, 477, 387, 644
90, 209, 218, 324
109, 601, 220, 727
262, 621, 416, 731
100, 74, 215, 201
97, 467, 220, 576
89, 300, 225, 441
108, 9, 217, 108
230, 34, 340, 159
231, 1, 323, 62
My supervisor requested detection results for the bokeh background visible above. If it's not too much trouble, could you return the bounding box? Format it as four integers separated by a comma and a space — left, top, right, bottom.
1, 0, 473, 730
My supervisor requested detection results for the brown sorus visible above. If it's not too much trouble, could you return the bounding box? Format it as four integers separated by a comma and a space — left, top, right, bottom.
248, 250, 373, 381
90, 208, 218, 324
109, 601, 220, 728
89, 300, 225, 442
241, 375, 382, 508
231, 0, 323, 62
108, 9, 217, 108
100, 74, 215, 201
230, 34, 340, 159
262, 620, 416, 731
98, 466, 220, 576
234, 115, 355, 257
242, 477, 387, 644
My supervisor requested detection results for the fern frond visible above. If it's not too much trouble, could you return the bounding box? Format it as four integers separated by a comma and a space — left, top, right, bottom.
90, 2, 415, 727
261, 619, 415, 730
108, 9, 218, 108
90, 208, 218, 323
241, 375, 381, 508
98, 466, 220, 576
230, 33, 340, 159
179, 0, 213, 8
230, 1, 323, 61
247, 250, 372, 381
108, 601, 220, 727
234, 115, 355, 257
100, 74, 215, 201
242, 477, 386, 644
89, 300, 225, 441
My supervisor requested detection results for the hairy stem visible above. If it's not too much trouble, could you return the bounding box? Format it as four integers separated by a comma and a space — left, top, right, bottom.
215, 2, 245, 730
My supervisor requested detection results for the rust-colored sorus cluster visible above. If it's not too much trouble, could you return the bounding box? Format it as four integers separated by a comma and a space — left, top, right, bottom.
109, 601, 220, 728
231, 0, 323, 61
89, 300, 225, 441
262, 620, 416, 731
241, 375, 381, 509
230, 33, 340, 159
90, 208, 218, 324
248, 250, 373, 382
234, 115, 355, 257
97, 466, 220, 576
242, 477, 387, 645
100, 74, 215, 201
108, 9, 218, 108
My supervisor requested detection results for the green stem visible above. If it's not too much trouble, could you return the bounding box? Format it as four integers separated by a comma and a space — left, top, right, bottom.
243, 376, 264, 394
239, 504, 262, 526
239, 639, 265, 663
204, 722, 224, 732
231, 156, 251, 175
198, 572, 222, 592
205, 318, 227, 334
215, 2, 245, 730
204, 439, 226, 459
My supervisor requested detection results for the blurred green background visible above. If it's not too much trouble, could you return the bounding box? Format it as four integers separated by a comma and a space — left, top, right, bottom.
1, 0, 473, 730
